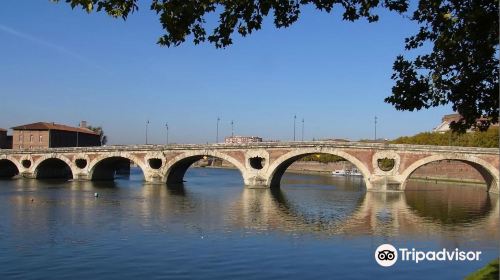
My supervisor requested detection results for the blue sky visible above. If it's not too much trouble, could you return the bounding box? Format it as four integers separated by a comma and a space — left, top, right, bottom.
0, 2, 452, 144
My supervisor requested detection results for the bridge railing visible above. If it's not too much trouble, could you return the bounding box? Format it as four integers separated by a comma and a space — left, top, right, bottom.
0, 141, 498, 155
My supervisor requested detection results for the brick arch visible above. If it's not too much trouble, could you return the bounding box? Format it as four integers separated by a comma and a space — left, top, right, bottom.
0, 155, 23, 173
265, 148, 373, 189
87, 152, 148, 180
400, 154, 499, 193
0, 156, 22, 178
32, 154, 76, 179
162, 150, 247, 184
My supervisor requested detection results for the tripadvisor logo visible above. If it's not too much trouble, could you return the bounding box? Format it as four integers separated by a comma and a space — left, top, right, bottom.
375, 244, 482, 267
375, 244, 398, 267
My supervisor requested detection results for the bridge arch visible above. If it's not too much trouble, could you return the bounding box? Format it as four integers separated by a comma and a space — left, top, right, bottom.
0, 157, 21, 178
163, 150, 247, 184
33, 155, 75, 180
88, 153, 148, 181
265, 148, 372, 189
400, 154, 499, 193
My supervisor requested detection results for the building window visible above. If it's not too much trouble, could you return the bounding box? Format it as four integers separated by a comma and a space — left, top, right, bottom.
39, 135, 43, 142
19, 135, 22, 141
19, 145, 22, 149
30, 135, 33, 142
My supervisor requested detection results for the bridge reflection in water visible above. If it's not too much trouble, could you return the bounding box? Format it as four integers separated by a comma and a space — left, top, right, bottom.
227, 181, 498, 239
2, 168, 498, 243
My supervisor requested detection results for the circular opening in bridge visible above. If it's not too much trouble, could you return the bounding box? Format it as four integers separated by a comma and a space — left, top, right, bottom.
75, 159, 87, 169
22, 160, 31, 168
377, 158, 395, 171
0, 159, 19, 178
249, 157, 265, 170
148, 158, 162, 169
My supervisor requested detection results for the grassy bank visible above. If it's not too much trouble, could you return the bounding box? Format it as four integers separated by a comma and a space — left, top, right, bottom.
466, 259, 499, 280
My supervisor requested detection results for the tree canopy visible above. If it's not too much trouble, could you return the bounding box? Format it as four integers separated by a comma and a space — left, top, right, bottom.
390, 126, 499, 148
53, 0, 498, 131
87, 125, 108, 145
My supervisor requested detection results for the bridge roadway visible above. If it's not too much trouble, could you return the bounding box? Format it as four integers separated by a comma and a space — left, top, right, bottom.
0, 141, 498, 193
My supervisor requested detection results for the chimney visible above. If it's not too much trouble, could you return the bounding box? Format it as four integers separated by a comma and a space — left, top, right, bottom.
80, 121, 87, 128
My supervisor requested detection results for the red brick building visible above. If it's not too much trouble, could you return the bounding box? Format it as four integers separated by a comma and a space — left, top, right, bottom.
433, 113, 499, 133
11, 122, 101, 150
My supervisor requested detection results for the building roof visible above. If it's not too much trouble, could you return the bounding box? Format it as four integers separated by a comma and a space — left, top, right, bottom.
11, 122, 99, 135
0, 128, 6, 132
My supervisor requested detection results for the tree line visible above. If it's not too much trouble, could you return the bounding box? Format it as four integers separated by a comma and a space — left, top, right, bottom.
390, 127, 499, 148
300, 127, 498, 163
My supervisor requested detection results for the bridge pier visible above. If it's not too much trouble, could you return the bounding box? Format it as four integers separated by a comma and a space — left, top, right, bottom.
244, 175, 269, 189
368, 176, 403, 192
20, 171, 36, 179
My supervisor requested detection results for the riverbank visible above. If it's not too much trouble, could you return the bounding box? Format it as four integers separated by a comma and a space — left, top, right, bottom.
199, 160, 486, 186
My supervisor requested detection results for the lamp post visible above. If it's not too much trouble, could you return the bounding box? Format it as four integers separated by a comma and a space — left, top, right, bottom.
293, 114, 297, 141
374, 116, 377, 141
165, 122, 169, 145
146, 120, 149, 145
301, 118, 304, 141
231, 120, 234, 137
216, 117, 220, 143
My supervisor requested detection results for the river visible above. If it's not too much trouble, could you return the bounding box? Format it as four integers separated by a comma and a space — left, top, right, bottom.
0, 167, 498, 279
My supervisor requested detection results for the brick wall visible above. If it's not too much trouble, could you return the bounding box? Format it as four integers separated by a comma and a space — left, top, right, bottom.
12, 130, 49, 150
409, 160, 484, 182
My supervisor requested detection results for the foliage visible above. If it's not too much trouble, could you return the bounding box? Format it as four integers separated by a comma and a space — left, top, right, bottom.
87, 125, 108, 145
54, 0, 498, 131
51, 0, 408, 47
300, 154, 346, 163
390, 126, 499, 148
385, 0, 499, 132
377, 158, 394, 171
465, 258, 499, 280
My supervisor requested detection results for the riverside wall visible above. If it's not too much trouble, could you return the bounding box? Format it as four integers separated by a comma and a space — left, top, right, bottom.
212, 159, 486, 185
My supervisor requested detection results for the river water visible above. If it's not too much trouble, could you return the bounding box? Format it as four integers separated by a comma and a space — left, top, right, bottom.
0, 167, 498, 279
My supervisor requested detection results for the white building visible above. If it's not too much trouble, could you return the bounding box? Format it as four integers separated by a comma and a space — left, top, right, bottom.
224, 136, 263, 144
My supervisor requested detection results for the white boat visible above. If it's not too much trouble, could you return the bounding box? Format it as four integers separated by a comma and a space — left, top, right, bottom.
332, 168, 362, 177
332, 169, 347, 176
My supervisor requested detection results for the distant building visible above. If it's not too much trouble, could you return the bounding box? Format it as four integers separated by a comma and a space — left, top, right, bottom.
11, 121, 100, 150
433, 113, 498, 133
433, 114, 462, 133
0, 128, 12, 149
224, 136, 263, 144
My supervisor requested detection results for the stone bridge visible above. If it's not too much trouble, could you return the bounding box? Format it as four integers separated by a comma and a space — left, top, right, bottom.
0, 141, 498, 193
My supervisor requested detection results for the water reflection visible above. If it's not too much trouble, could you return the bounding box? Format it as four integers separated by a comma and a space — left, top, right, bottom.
224, 173, 499, 239
405, 181, 496, 225
0, 169, 498, 241
0, 168, 498, 279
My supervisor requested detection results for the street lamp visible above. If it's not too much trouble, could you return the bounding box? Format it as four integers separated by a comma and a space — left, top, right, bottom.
374, 116, 378, 141
165, 122, 169, 145
293, 115, 297, 141
231, 120, 234, 137
146, 120, 150, 144
301, 118, 304, 141
216, 117, 220, 143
